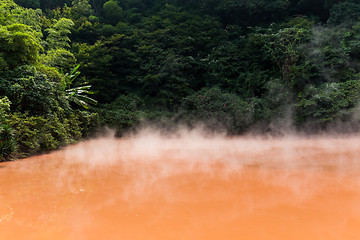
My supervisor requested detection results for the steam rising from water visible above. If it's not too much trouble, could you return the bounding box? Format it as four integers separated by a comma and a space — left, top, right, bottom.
1, 129, 360, 239
65, 128, 360, 173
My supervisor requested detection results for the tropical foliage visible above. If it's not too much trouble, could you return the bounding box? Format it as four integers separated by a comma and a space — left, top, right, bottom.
1, 0, 360, 160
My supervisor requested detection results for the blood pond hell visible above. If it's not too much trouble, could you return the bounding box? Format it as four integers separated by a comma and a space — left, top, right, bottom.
1, 134, 360, 240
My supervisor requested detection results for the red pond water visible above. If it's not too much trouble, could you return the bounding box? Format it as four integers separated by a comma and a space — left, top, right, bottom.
1, 131, 360, 240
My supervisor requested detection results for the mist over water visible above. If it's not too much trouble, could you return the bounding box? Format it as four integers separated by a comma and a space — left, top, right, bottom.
1, 129, 360, 240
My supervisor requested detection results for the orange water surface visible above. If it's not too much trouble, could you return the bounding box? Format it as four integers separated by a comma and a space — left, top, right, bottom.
1, 132, 360, 240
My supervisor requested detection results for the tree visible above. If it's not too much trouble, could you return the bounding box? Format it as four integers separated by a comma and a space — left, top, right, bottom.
71, 0, 93, 17
216, 0, 290, 26
262, 18, 313, 87
14, 0, 40, 9
328, 0, 360, 25
42, 48, 76, 71
0, 0, 21, 25
46, 18, 74, 49
103, 0, 123, 25
0, 23, 43, 68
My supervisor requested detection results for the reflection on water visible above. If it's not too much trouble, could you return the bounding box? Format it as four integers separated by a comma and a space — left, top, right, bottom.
1, 132, 360, 240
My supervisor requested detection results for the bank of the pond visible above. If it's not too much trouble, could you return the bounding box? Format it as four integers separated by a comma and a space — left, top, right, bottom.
0, 110, 100, 162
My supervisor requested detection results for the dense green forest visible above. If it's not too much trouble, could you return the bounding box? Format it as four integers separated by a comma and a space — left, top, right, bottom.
1, 0, 360, 160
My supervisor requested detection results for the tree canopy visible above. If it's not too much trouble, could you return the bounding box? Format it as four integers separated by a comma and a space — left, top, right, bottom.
2, 0, 360, 160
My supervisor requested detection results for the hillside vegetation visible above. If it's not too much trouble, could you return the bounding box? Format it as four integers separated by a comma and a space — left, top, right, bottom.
2, 0, 360, 160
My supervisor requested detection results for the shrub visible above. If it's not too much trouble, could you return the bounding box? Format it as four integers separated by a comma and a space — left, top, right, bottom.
74, 110, 100, 138
179, 87, 253, 134
8, 112, 83, 156
0, 97, 17, 161
0, 124, 17, 161
0, 96, 11, 124
94, 95, 142, 135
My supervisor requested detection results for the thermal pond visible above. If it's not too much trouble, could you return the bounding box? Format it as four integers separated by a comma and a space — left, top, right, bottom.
1, 131, 360, 240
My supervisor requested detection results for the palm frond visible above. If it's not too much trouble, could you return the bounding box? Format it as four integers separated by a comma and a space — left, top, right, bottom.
62, 64, 97, 109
